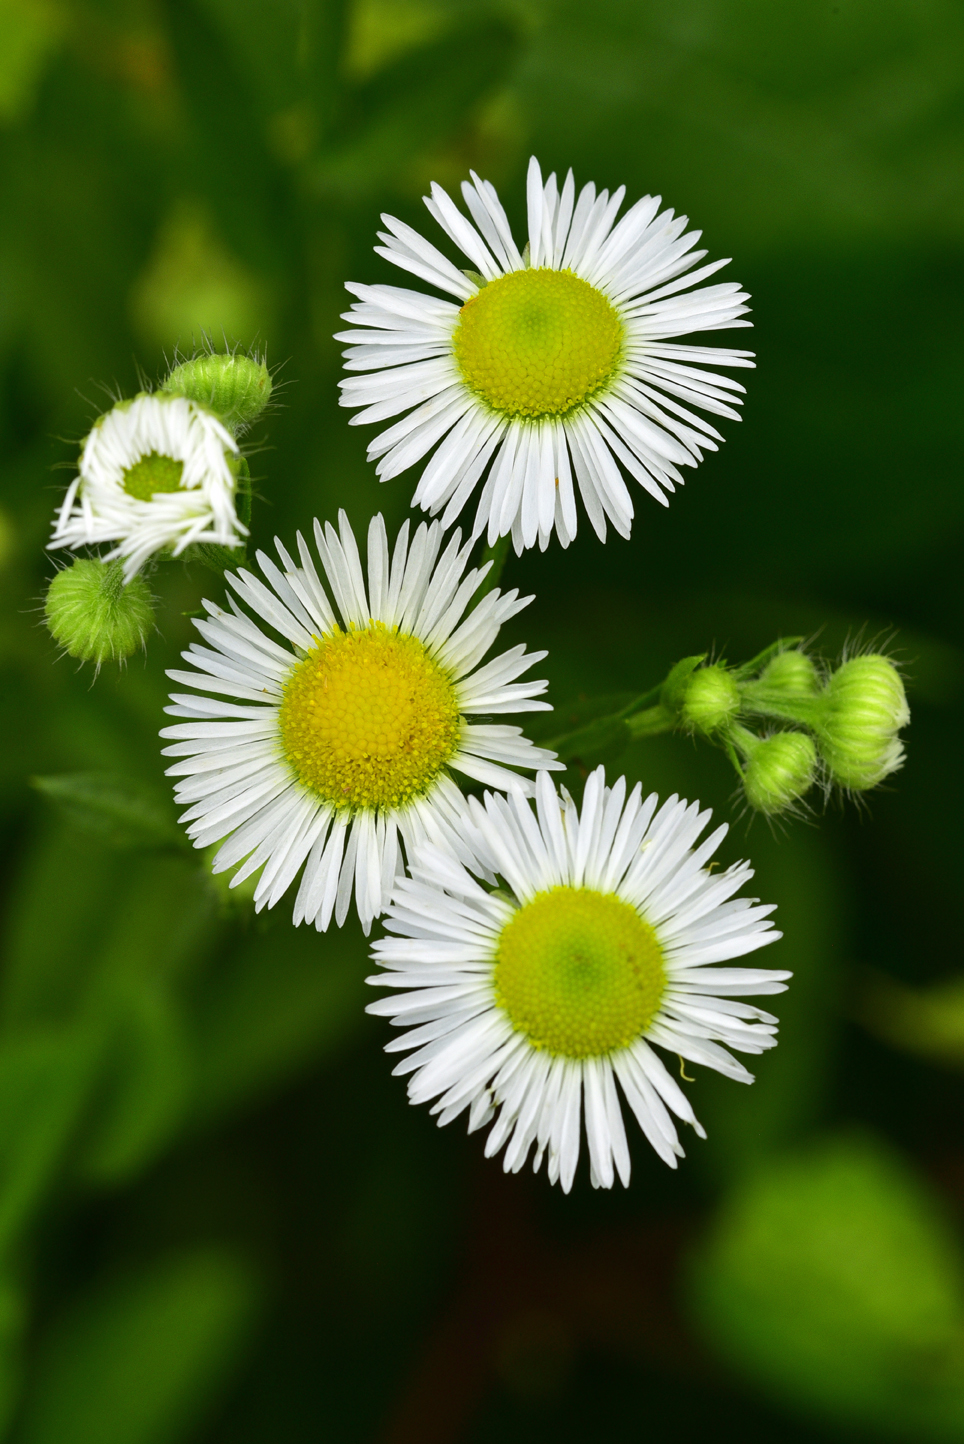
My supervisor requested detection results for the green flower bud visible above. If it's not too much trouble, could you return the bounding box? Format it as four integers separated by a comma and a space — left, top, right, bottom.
679, 665, 741, 736
741, 731, 817, 815
817, 655, 909, 790
756, 649, 821, 699
45, 558, 153, 665
160, 353, 271, 431
740, 649, 822, 726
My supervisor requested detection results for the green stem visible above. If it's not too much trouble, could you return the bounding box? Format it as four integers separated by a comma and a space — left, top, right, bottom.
625, 704, 675, 738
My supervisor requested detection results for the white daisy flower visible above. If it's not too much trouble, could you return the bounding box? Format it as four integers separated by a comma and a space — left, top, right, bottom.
51, 394, 245, 581
338, 156, 753, 553
161, 511, 561, 934
368, 768, 788, 1191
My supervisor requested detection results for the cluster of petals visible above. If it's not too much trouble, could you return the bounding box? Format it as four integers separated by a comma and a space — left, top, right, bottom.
51, 394, 245, 581
161, 511, 559, 933
339, 156, 754, 552
368, 768, 789, 1191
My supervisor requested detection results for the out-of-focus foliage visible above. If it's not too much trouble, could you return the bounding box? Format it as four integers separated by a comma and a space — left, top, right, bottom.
0, 0, 960, 1439
688, 1135, 964, 1438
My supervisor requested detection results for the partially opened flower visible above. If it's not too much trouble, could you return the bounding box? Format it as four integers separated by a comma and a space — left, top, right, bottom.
162, 512, 560, 933
51, 394, 245, 581
339, 157, 753, 552
368, 769, 787, 1190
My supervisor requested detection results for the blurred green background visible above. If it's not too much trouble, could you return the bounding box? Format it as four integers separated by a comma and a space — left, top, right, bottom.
1, 0, 963, 1439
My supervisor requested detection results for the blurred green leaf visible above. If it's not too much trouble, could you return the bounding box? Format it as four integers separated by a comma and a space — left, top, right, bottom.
1, 833, 217, 1028
858, 969, 964, 1069
162, 0, 288, 274
20, 1249, 258, 1444
687, 1133, 964, 1437
30, 773, 185, 852
188, 916, 369, 1128
80, 979, 191, 1188
314, 16, 517, 200
129, 199, 275, 352
0, 1028, 99, 1255
0, 0, 64, 125
198, 0, 346, 138
0, 1274, 21, 1438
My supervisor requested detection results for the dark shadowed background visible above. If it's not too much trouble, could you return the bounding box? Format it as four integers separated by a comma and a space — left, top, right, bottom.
1, 1, 963, 1440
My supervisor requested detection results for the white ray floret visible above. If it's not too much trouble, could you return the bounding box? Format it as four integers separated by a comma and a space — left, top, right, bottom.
161, 511, 560, 934
339, 156, 753, 553
368, 768, 788, 1191
50, 394, 245, 581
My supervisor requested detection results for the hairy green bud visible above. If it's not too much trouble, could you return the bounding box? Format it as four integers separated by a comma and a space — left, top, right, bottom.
736, 729, 817, 814
45, 558, 153, 665
680, 665, 741, 736
757, 649, 821, 699
740, 649, 822, 725
160, 353, 271, 431
816, 655, 909, 790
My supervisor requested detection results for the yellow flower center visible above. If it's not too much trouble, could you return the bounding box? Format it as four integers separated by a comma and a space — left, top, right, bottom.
123, 451, 184, 501
453, 268, 623, 420
277, 623, 462, 812
493, 886, 665, 1058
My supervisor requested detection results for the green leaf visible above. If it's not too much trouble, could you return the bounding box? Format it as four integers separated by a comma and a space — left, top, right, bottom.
20, 1250, 258, 1444
162, 0, 287, 274
858, 970, 964, 1068
314, 17, 517, 201
188, 915, 369, 1129
687, 1133, 964, 1437
79, 980, 192, 1188
0, 1028, 101, 1256
0, 0, 64, 124
30, 774, 186, 852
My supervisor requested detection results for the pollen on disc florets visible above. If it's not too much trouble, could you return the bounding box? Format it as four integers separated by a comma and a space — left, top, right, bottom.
493, 886, 665, 1058
453, 268, 623, 420
278, 622, 462, 812
122, 451, 185, 501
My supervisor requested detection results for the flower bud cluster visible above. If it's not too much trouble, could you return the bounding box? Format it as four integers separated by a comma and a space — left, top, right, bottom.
43, 351, 272, 670
664, 646, 909, 814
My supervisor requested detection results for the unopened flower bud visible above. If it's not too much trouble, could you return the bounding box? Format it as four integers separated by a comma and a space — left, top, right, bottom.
160, 353, 271, 431
45, 558, 153, 665
740, 649, 822, 725
740, 731, 817, 814
680, 665, 741, 736
757, 649, 820, 700
817, 655, 909, 790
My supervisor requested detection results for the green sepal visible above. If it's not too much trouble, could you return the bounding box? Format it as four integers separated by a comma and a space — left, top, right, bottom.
732, 636, 805, 681
660, 654, 707, 716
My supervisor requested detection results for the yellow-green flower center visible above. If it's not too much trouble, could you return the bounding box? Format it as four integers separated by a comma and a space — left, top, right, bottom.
453, 268, 623, 420
123, 451, 184, 501
493, 886, 665, 1058
278, 623, 461, 812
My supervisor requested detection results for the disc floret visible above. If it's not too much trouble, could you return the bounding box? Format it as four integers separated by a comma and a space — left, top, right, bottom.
278, 623, 461, 812
494, 886, 664, 1057
454, 268, 623, 419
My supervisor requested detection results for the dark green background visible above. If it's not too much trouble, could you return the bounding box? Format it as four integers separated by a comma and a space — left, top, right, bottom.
1, 1, 963, 1440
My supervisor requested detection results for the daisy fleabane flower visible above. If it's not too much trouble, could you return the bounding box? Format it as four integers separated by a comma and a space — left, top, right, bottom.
161, 511, 561, 934
338, 157, 753, 553
51, 394, 245, 581
368, 769, 788, 1191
